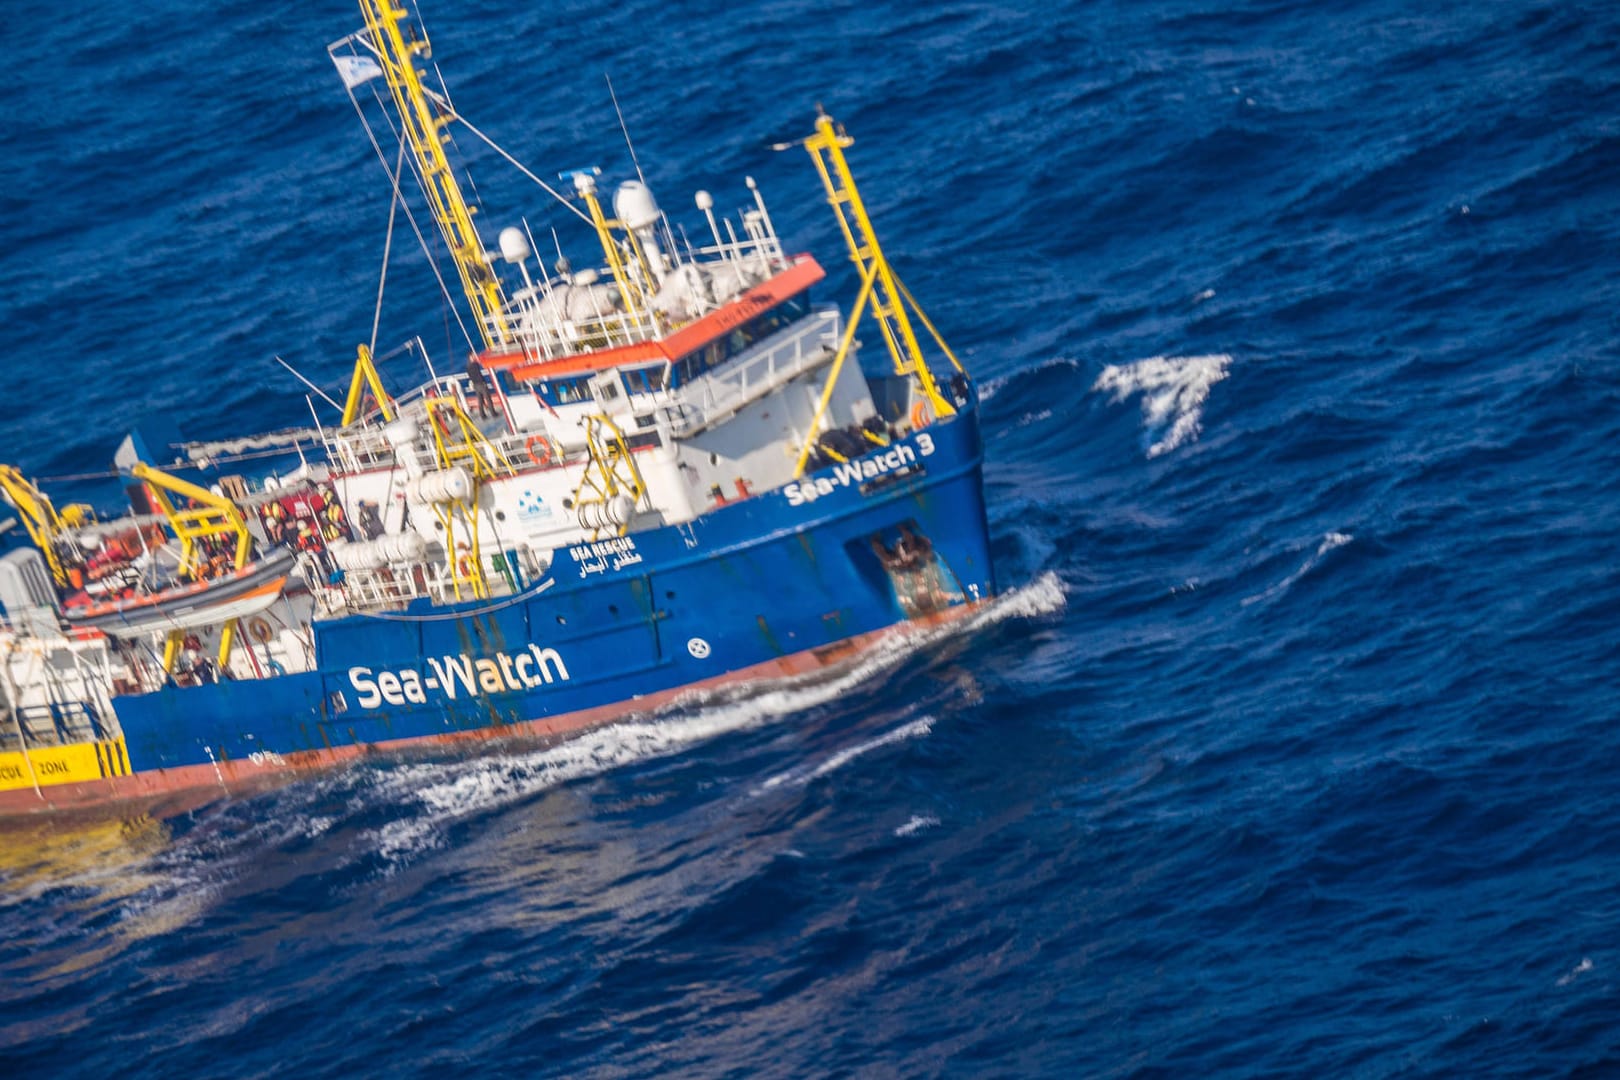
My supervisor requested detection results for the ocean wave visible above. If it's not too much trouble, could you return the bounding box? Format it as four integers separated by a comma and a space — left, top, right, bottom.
978, 356, 1084, 403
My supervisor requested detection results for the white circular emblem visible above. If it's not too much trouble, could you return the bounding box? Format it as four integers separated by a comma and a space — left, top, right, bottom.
687, 637, 711, 659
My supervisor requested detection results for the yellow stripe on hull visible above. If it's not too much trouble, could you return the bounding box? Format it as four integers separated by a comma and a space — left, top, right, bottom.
0, 738, 130, 792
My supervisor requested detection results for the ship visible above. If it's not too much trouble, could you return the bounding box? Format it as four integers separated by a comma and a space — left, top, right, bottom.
0, 0, 995, 816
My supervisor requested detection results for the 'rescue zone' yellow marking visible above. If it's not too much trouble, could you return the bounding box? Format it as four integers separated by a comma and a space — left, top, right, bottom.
0, 737, 130, 792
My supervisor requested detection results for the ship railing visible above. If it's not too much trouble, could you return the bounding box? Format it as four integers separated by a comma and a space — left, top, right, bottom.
326, 373, 526, 474
686, 236, 788, 282
319, 550, 524, 616
487, 299, 666, 363
0, 701, 108, 750
325, 564, 428, 614
382, 374, 480, 418
669, 309, 842, 437
326, 425, 397, 474
485, 236, 787, 362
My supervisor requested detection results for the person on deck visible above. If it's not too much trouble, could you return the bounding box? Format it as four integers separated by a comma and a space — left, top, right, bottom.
466, 352, 496, 420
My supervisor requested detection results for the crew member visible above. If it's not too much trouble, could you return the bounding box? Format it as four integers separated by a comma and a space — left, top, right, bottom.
467, 352, 496, 419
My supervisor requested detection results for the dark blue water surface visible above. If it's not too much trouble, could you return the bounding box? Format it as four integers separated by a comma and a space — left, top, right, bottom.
4, 0, 1620, 1075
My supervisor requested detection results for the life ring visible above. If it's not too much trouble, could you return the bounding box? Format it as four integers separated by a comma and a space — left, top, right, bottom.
248, 616, 274, 644
526, 435, 553, 466
911, 400, 933, 430
456, 550, 475, 579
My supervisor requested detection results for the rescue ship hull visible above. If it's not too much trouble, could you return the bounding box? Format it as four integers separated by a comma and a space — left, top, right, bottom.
0, 409, 992, 815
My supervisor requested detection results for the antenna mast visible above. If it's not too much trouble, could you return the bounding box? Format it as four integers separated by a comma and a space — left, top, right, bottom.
606, 74, 647, 186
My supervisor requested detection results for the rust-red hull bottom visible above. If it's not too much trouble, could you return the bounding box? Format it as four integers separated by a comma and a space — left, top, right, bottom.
0, 602, 981, 820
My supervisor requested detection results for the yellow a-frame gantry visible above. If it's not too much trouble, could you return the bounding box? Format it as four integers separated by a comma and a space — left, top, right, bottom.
572, 414, 648, 541
341, 343, 397, 427
422, 394, 516, 600
792, 110, 968, 477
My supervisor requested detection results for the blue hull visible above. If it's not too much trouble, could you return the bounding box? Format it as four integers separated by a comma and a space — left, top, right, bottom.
112, 406, 994, 775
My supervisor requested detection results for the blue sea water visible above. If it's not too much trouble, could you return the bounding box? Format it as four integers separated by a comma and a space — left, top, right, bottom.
3, 0, 1619, 1074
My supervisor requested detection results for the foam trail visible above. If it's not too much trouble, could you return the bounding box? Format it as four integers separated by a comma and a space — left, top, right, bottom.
1242, 532, 1353, 607
1092, 354, 1231, 457
895, 814, 940, 837
1557, 958, 1593, 987
758, 717, 934, 792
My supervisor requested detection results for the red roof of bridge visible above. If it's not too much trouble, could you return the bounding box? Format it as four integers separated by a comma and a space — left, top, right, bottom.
479, 255, 826, 382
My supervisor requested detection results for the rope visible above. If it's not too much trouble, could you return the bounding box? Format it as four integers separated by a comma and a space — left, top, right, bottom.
344, 76, 478, 356
371, 137, 407, 355
447, 109, 592, 225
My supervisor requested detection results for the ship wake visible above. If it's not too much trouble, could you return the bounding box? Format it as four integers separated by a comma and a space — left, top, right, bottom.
356, 573, 1065, 867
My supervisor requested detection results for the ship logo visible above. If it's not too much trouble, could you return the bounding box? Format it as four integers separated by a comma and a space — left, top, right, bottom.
516, 489, 554, 521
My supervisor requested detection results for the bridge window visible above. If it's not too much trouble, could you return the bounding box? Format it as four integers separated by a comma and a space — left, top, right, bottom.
672, 291, 812, 387
533, 375, 593, 406
622, 366, 668, 394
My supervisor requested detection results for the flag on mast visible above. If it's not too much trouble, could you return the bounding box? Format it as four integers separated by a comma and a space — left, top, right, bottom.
332, 54, 384, 90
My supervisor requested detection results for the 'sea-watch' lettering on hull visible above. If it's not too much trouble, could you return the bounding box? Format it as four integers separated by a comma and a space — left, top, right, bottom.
783, 434, 934, 507
348, 645, 570, 710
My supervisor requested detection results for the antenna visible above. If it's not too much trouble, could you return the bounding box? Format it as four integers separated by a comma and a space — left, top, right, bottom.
606, 73, 647, 186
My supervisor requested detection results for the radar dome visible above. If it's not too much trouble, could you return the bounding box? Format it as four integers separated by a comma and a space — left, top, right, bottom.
498, 226, 531, 264
613, 181, 661, 230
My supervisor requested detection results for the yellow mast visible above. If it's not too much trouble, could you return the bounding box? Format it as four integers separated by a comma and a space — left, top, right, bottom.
803, 110, 955, 419
357, 0, 509, 350
573, 172, 653, 337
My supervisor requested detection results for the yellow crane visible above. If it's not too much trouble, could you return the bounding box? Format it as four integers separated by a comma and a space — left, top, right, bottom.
129, 462, 253, 583
129, 462, 256, 673
0, 465, 94, 587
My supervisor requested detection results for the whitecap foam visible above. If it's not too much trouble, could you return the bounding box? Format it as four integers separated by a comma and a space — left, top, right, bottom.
1557, 957, 1593, 987
1092, 353, 1231, 457
1242, 531, 1354, 607
894, 814, 940, 837
757, 716, 934, 792
975, 570, 1067, 625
